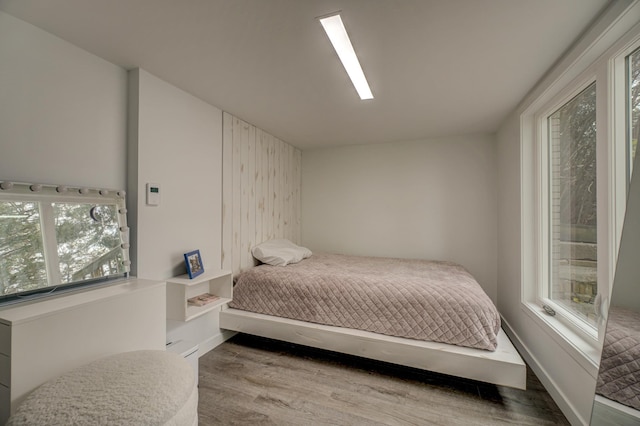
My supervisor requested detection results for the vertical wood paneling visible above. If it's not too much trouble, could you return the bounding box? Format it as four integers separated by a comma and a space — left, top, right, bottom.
222, 112, 233, 271
287, 144, 294, 242
293, 149, 301, 243
255, 128, 264, 245
247, 125, 256, 269
231, 118, 243, 276
275, 138, 282, 238
278, 140, 287, 238
222, 114, 301, 277
261, 131, 269, 243
269, 134, 276, 240
240, 120, 250, 271
283, 142, 289, 241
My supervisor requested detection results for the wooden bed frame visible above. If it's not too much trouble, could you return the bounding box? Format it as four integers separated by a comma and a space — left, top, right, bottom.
220, 307, 527, 390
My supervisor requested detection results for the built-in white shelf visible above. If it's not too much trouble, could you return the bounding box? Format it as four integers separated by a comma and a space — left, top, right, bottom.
166, 270, 232, 322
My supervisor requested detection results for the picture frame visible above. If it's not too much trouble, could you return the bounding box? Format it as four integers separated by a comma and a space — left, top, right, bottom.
184, 249, 204, 279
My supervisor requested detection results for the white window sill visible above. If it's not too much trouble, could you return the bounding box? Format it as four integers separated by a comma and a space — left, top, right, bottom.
522, 302, 601, 379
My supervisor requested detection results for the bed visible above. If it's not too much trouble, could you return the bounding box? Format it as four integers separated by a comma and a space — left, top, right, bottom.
220, 241, 526, 389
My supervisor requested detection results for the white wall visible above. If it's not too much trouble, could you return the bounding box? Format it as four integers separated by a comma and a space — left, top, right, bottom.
128, 69, 224, 352
0, 11, 127, 190
128, 68, 222, 281
301, 135, 498, 301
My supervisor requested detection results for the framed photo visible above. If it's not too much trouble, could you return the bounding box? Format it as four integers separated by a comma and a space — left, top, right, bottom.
184, 249, 204, 279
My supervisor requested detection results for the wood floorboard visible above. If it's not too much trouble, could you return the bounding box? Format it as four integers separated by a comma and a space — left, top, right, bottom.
197, 334, 570, 425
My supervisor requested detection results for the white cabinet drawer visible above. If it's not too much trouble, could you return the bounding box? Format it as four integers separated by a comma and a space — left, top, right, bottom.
0, 326, 9, 357
0, 355, 8, 387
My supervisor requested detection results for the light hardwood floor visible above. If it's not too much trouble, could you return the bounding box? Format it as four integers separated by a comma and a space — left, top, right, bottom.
198, 334, 570, 425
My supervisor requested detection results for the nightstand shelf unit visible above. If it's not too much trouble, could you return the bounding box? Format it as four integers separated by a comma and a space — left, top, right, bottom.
166, 270, 232, 322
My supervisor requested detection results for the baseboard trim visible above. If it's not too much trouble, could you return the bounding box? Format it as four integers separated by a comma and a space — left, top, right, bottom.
501, 317, 588, 426
197, 329, 237, 357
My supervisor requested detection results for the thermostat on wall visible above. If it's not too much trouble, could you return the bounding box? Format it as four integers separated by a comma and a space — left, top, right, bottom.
146, 183, 160, 206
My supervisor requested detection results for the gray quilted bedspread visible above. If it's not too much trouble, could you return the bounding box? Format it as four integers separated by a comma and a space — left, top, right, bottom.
596, 306, 640, 410
230, 253, 500, 351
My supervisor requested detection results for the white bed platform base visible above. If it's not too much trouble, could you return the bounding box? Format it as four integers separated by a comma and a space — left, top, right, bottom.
220, 308, 527, 390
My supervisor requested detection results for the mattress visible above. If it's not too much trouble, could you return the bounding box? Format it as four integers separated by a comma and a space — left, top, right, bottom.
230, 253, 501, 351
596, 306, 640, 411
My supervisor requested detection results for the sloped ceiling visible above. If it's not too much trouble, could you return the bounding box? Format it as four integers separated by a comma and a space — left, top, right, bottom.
0, 0, 610, 149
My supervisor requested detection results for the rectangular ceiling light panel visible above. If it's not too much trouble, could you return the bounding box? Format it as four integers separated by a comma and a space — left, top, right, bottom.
319, 14, 373, 100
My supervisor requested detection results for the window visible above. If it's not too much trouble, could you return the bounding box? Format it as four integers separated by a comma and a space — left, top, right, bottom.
0, 183, 130, 301
522, 16, 640, 351
547, 83, 598, 327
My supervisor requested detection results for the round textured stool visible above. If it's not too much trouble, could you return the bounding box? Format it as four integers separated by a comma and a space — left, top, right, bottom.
7, 350, 198, 426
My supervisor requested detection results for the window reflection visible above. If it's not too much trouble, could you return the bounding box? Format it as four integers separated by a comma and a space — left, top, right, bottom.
53, 203, 123, 283
0, 202, 47, 294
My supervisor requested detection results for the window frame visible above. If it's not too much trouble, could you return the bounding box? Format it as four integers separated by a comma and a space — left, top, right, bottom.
535, 76, 602, 340
532, 72, 605, 343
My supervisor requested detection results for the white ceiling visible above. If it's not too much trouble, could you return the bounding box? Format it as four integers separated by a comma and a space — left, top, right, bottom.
0, 0, 610, 150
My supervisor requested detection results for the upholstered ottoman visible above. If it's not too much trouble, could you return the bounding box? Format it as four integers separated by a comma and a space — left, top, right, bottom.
7, 350, 198, 426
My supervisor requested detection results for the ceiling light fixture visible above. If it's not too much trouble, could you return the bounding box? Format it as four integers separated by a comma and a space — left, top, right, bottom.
319, 13, 373, 100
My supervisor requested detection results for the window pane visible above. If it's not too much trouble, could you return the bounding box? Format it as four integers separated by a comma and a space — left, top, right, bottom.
0, 202, 48, 295
53, 203, 124, 283
548, 83, 597, 326
629, 47, 640, 174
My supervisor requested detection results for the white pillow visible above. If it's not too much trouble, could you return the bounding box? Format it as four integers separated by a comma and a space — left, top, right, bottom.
251, 239, 312, 266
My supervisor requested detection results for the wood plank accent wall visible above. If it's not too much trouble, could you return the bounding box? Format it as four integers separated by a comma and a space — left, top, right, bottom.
221, 112, 301, 277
